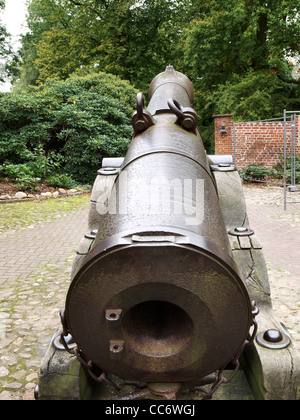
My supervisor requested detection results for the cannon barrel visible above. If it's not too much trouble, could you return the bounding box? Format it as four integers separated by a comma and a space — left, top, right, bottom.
63, 66, 254, 384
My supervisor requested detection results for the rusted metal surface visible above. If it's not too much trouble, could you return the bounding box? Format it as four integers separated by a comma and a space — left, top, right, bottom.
66, 242, 253, 382
62, 66, 254, 392
147, 65, 194, 115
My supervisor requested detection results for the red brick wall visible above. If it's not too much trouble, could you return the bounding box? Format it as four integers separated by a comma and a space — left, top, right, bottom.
213, 115, 300, 170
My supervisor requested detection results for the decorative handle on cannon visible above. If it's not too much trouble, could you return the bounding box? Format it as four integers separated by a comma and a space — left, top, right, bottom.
131, 92, 155, 134
167, 98, 198, 132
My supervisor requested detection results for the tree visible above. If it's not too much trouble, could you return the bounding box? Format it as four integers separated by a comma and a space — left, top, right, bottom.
19, 0, 192, 91
0, 0, 15, 84
19, 0, 95, 86
212, 70, 300, 121
14, 0, 300, 153
182, 0, 300, 149
184, 0, 300, 89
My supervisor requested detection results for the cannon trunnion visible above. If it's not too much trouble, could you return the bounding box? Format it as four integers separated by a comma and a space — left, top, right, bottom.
37, 67, 300, 401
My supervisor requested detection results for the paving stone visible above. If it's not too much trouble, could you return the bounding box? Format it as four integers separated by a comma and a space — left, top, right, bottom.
243, 185, 300, 350
14, 192, 27, 200
0, 198, 90, 400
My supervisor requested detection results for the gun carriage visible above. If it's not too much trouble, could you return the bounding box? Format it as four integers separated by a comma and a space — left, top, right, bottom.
36, 67, 300, 400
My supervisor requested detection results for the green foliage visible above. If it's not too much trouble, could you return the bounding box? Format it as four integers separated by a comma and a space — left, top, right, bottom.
1, 163, 34, 179
240, 164, 271, 181
18, 0, 193, 91
16, 175, 41, 192
211, 70, 300, 122
4, 0, 300, 155
0, 71, 138, 185
273, 155, 300, 184
46, 174, 76, 189
182, 0, 300, 147
241, 156, 300, 184
0, 162, 42, 191
0, 0, 16, 84
183, 0, 300, 89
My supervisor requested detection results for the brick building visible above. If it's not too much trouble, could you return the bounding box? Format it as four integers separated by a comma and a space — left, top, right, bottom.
213, 114, 300, 170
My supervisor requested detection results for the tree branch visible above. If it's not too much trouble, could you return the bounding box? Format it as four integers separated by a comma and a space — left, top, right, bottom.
276, 72, 299, 84
68, 0, 107, 17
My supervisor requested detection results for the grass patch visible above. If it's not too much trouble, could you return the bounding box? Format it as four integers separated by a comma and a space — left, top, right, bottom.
0, 195, 90, 236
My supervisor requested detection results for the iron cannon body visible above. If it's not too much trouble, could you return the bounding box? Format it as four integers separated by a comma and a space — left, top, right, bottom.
37, 67, 300, 401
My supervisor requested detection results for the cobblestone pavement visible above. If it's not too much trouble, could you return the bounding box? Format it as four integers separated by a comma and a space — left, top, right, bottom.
243, 185, 300, 352
0, 186, 299, 400
0, 196, 90, 400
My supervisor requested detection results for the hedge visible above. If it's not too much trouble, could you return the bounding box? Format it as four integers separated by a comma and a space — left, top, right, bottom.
0, 72, 138, 187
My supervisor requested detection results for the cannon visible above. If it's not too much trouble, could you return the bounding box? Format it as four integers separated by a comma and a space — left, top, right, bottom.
37, 67, 300, 400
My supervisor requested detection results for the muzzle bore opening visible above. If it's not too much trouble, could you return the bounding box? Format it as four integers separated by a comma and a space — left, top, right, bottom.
121, 300, 194, 357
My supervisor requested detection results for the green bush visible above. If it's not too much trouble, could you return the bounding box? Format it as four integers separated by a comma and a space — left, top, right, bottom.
240, 164, 271, 181
16, 175, 41, 191
0, 149, 64, 179
0, 162, 42, 191
273, 155, 300, 184
0, 71, 138, 185
1, 163, 32, 179
46, 174, 76, 189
